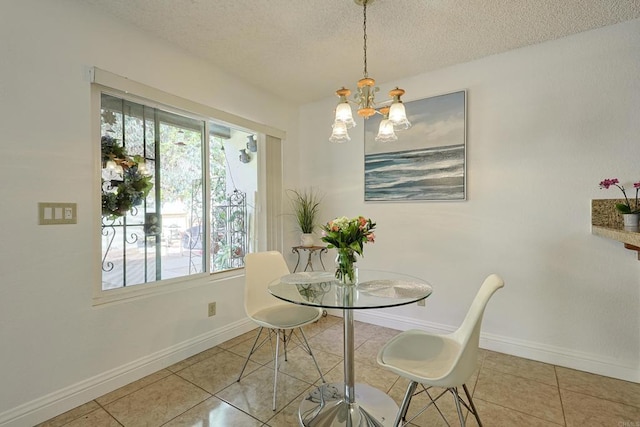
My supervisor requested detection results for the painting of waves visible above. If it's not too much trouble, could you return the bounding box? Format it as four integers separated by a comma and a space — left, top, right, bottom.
365, 144, 465, 201
364, 90, 466, 202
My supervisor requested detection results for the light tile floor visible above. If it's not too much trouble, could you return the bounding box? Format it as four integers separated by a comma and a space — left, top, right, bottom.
39, 315, 640, 426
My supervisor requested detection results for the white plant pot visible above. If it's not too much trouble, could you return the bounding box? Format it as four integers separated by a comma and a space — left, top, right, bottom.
622, 213, 640, 232
300, 233, 314, 247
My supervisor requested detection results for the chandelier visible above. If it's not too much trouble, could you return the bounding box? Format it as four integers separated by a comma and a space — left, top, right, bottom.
330, 0, 411, 143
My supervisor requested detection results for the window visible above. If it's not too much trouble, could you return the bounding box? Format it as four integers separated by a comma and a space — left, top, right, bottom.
100, 92, 258, 290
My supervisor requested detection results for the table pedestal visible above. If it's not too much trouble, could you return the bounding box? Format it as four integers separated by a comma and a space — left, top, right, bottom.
298, 382, 398, 426
299, 304, 398, 426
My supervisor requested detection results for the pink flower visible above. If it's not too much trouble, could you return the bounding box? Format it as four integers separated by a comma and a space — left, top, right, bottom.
599, 178, 619, 189
367, 233, 375, 243
634, 182, 640, 189
357, 216, 367, 229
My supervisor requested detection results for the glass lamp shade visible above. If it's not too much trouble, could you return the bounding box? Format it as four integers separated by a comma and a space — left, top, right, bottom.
389, 102, 411, 130
375, 119, 398, 142
335, 102, 356, 129
329, 121, 351, 143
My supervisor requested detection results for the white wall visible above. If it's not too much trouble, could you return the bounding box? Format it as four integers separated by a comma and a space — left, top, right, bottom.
0, 0, 299, 425
295, 19, 640, 382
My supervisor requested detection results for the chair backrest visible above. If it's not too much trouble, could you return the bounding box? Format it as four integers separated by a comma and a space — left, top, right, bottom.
448, 274, 504, 385
244, 251, 291, 317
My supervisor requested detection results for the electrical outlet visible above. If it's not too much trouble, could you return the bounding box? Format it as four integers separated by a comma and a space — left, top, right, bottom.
417, 299, 426, 307
208, 302, 216, 317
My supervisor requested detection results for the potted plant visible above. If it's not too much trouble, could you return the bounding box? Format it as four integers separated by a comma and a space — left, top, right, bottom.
288, 188, 322, 246
599, 178, 640, 231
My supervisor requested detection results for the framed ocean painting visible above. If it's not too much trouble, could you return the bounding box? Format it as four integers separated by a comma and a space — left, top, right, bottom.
364, 90, 467, 202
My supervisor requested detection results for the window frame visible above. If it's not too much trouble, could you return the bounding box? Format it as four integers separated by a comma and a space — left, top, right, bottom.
91, 68, 285, 306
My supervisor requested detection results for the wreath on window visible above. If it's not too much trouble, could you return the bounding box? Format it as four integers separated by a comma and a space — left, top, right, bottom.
101, 136, 153, 219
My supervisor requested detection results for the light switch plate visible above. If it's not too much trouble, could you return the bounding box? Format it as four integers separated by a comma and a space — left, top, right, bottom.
39, 202, 77, 225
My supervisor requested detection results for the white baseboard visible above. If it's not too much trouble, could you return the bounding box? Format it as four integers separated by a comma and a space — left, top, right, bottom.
0, 319, 256, 427
354, 310, 640, 383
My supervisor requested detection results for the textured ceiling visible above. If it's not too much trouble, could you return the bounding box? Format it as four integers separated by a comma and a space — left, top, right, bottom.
79, 0, 640, 104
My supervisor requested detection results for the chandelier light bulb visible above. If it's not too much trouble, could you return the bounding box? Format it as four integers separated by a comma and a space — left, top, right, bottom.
389, 102, 411, 130
375, 119, 398, 142
335, 102, 356, 128
329, 121, 351, 143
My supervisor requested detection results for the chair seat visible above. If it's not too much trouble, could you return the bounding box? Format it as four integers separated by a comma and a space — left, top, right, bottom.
251, 304, 321, 329
377, 330, 462, 386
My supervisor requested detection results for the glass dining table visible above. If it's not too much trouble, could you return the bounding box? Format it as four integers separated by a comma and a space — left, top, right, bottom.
269, 269, 433, 427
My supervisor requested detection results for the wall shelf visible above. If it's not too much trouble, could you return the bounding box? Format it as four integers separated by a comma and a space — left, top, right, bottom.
591, 199, 640, 259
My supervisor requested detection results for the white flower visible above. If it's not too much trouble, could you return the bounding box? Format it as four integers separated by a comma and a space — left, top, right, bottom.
332, 216, 350, 230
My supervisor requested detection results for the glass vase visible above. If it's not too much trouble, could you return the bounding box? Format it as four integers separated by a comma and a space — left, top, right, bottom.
335, 248, 358, 286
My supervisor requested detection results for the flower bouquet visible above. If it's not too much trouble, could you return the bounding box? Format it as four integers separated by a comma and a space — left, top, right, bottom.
321, 216, 376, 285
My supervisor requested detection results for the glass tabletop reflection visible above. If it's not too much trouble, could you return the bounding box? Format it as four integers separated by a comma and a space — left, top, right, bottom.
268, 269, 432, 310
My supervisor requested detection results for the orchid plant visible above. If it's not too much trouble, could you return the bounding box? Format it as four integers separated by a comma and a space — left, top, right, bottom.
599, 178, 640, 214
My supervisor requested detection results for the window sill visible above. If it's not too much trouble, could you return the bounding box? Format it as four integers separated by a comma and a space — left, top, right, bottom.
92, 268, 245, 307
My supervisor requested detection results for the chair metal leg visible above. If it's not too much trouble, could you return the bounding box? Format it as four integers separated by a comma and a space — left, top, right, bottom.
241, 326, 324, 412
426, 387, 451, 425
237, 327, 264, 382
299, 327, 325, 383
283, 329, 290, 361
273, 329, 281, 411
463, 383, 482, 427
451, 387, 466, 427
394, 381, 418, 427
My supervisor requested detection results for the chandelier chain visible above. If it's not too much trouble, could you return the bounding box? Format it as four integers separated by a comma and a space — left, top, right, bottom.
362, 0, 368, 78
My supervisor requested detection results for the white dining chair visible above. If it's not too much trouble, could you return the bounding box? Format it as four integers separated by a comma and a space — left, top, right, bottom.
237, 251, 326, 411
377, 274, 504, 426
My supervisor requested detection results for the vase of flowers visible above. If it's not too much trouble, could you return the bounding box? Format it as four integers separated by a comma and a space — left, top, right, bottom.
321, 216, 376, 285
599, 178, 640, 231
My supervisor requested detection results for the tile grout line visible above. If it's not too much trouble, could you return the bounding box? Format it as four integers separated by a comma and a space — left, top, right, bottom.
555, 365, 568, 426
93, 398, 124, 427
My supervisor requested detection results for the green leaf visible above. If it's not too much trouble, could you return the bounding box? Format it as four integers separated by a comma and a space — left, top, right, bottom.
615, 203, 632, 214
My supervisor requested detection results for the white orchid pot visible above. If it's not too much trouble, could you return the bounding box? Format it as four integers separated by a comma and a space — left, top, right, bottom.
622, 213, 640, 232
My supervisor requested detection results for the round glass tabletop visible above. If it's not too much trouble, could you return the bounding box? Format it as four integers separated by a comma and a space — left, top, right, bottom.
268, 269, 432, 310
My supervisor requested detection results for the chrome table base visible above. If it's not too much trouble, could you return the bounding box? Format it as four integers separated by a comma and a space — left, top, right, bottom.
299, 382, 398, 426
